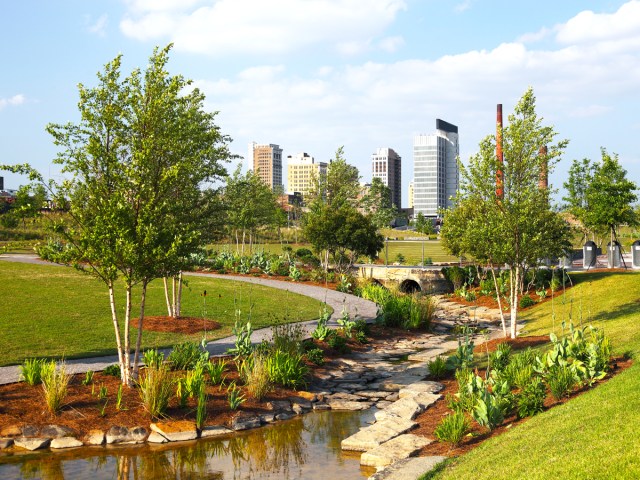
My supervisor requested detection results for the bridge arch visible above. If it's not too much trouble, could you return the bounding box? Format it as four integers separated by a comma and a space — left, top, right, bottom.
399, 279, 421, 293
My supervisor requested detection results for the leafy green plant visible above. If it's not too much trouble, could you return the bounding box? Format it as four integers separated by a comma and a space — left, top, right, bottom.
227, 382, 246, 410
227, 319, 254, 358
82, 370, 94, 386
327, 332, 350, 353
546, 364, 577, 400
41, 360, 70, 414
289, 264, 302, 281
312, 306, 332, 341
473, 389, 505, 431
97, 383, 108, 400
21, 358, 45, 386
448, 325, 475, 370
272, 321, 305, 355
265, 349, 309, 389
143, 349, 165, 369
516, 377, 546, 418
536, 288, 547, 299
305, 347, 325, 366
489, 343, 512, 372
519, 294, 536, 309
115, 383, 125, 410
395, 253, 406, 264
337, 308, 356, 338
138, 365, 174, 418
336, 274, 354, 293
244, 353, 272, 401
99, 399, 108, 417
196, 388, 208, 429
168, 341, 205, 371
176, 377, 190, 408
205, 359, 227, 385
427, 356, 447, 380
103, 364, 121, 378
434, 411, 470, 446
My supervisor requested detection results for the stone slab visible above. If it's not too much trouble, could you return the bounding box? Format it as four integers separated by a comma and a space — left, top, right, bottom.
50, 437, 83, 449
360, 434, 432, 467
407, 349, 448, 362
150, 421, 198, 442
199, 426, 233, 438
106, 426, 148, 445
42, 425, 76, 439
85, 430, 105, 445
398, 381, 444, 399
0, 438, 14, 449
341, 418, 417, 452
368, 456, 448, 480
14, 437, 51, 451
375, 392, 442, 422
147, 432, 169, 444
231, 414, 262, 431
327, 399, 373, 411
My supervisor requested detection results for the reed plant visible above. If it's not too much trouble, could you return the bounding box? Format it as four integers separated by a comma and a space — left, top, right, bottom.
138, 365, 174, 418
244, 353, 273, 401
21, 358, 45, 386
41, 360, 70, 414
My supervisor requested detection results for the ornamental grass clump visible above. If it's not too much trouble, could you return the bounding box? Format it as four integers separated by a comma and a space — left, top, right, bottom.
244, 353, 272, 401
427, 356, 448, 380
434, 411, 471, 447
266, 349, 309, 389
41, 360, 70, 414
138, 365, 173, 419
546, 364, 577, 400
21, 358, 46, 386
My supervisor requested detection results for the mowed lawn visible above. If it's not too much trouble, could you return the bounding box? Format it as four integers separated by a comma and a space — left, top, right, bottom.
429, 270, 640, 479
0, 262, 325, 366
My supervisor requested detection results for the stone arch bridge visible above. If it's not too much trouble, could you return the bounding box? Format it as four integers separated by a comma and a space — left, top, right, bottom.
354, 265, 451, 294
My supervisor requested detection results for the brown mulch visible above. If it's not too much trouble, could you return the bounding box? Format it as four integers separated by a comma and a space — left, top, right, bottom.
138, 316, 221, 334
473, 335, 550, 354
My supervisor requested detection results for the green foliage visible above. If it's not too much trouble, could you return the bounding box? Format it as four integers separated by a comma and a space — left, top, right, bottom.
427, 356, 447, 380
489, 343, 512, 372
20, 358, 45, 386
516, 377, 546, 418
205, 359, 227, 385
115, 383, 125, 411
304, 347, 325, 366
143, 349, 165, 370
103, 364, 121, 378
288, 264, 302, 281
82, 370, 94, 386
244, 353, 272, 401
312, 306, 332, 341
473, 389, 505, 431
361, 177, 397, 228
434, 411, 471, 446
546, 364, 577, 400
265, 349, 309, 389
168, 341, 206, 371
395, 253, 406, 264
327, 332, 350, 353
196, 388, 208, 429
337, 308, 356, 338
271, 321, 305, 355
228, 319, 254, 358
97, 383, 108, 400
336, 274, 355, 293
448, 326, 475, 370
41, 361, 70, 414
359, 283, 391, 305
519, 295, 536, 309
226, 382, 246, 410
138, 364, 174, 418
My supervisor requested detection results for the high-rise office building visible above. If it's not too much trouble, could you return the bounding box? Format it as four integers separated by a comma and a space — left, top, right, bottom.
412, 119, 459, 217
286, 152, 327, 200
250, 142, 283, 191
371, 148, 402, 209
408, 181, 414, 209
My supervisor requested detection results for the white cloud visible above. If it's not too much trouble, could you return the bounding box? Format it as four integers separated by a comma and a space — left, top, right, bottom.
87, 14, 108, 37
517, 27, 551, 44
454, 0, 474, 13
120, 0, 407, 56
0, 94, 25, 110
556, 0, 640, 44
378, 36, 404, 52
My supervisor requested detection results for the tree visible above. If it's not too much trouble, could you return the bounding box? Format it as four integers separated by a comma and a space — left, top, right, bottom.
413, 212, 435, 235
13, 184, 47, 228
362, 177, 396, 228
4, 45, 232, 385
441, 88, 571, 338
306, 146, 360, 210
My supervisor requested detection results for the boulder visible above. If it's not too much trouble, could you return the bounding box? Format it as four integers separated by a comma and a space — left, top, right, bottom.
375, 393, 442, 421
327, 399, 373, 411
147, 432, 168, 444
20, 425, 39, 437
0, 438, 14, 449
398, 381, 444, 399
368, 456, 448, 480
42, 425, 76, 439
0, 425, 22, 437
150, 421, 198, 442
84, 430, 105, 445
50, 437, 83, 449
106, 426, 148, 445
360, 434, 432, 467
231, 414, 262, 431
14, 437, 51, 451
199, 426, 233, 438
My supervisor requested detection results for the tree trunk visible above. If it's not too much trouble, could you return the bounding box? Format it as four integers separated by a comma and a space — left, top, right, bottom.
131, 280, 148, 381
108, 281, 126, 382
509, 266, 520, 338
176, 272, 183, 317
172, 277, 177, 317
163, 277, 173, 317
490, 265, 507, 338
122, 282, 133, 385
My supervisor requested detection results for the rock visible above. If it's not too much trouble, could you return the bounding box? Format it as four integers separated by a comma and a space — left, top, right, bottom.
147, 432, 168, 444
200, 426, 233, 438
375, 401, 392, 409
231, 414, 262, 431
327, 399, 373, 411
21, 425, 39, 437
293, 391, 317, 402
260, 414, 276, 423
313, 402, 330, 410
41, 425, 76, 439
150, 421, 198, 442
275, 412, 296, 421
0, 425, 22, 437
398, 381, 444, 399
85, 430, 105, 445
288, 397, 313, 410
360, 434, 432, 467
355, 391, 388, 400
375, 393, 442, 421
50, 437, 83, 449
0, 438, 14, 449
292, 404, 306, 415
368, 456, 448, 480
267, 400, 292, 413
106, 426, 148, 445
407, 349, 447, 362
341, 418, 417, 451
326, 392, 365, 402
14, 437, 51, 451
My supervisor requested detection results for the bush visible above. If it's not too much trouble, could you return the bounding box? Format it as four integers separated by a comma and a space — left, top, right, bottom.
295, 248, 313, 258
327, 332, 350, 353
168, 341, 205, 370
41, 361, 70, 414
434, 411, 470, 446
205, 359, 227, 385
519, 294, 536, 309
266, 350, 309, 389
427, 356, 447, 379
305, 347, 325, 366
227, 382, 246, 410
272, 321, 305, 355
546, 364, 577, 400
103, 364, 121, 378
244, 354, 272, 401
139, 365, 174, 418
312, 306, 331, 341
516, 377, 546, 418
21, 358, 45, 386
489, 343, 512, 372
473, 390, 505, 431
143, 349, 165, 369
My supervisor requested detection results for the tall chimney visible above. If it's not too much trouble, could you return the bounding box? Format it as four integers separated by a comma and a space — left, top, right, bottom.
0, 176, 4, 191
496, 104, 504, 199
538, 146, 548, 190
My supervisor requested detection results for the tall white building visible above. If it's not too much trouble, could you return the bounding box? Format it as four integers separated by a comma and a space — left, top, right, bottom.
413, 119, 459, 217
408, 181, 414, 209
371, 147, 402, 208
250, 142, 283, 191
286, 152, 327, 200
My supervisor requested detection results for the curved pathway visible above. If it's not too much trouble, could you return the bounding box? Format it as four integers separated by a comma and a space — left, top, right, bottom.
0, 258, 377, 385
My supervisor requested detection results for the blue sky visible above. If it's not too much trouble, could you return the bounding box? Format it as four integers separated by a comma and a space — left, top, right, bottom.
1, 0, 638, 207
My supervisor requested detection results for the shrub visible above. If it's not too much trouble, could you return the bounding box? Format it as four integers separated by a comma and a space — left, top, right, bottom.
336, 274, 355, 293
473, 390, 505, 431
205, 359, 227, 385
138, 365, 174, 418
489, 343, 512, 372
394, 253, 406, 264
305, 348, 325, 366
312, 306, 331, 341
404, 295, 436, 330
448, 326, 475, 370
227, 382, 246, 410
169, 341, 206, 371
519, 294, 536, 309
82, 370, 94, 386
337, 309, 357, 338
244, 354, 272, 401
289, 264, 302, 281
295, 248, 313, 258
272, 321, 305, 355
41, 361, 70, 414
21, 358, 45, 386
266, 349, 309, 389
143, 349, 165, 369
516, 377, 546, 418
427, 356, 447, 379
228, 319, 254, 358
434, 411, 470, 446
327, 332, 350, 353
103, 364, 121, 378
546, 364, 577, 400
359, 283, 391, 305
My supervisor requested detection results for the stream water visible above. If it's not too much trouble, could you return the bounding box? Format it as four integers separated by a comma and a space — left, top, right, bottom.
0, 410, 377, 480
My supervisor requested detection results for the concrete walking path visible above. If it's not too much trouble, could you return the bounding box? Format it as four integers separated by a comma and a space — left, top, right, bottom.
0, 262, 378, 385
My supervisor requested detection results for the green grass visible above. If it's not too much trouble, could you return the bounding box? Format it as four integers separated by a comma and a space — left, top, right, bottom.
381, 240, 457, 264
428, 270, 640, 479
0, 262, 326, 366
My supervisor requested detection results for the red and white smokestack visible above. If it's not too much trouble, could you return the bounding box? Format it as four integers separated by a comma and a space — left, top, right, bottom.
496, 104, 504, 200
538, 145, 548, 190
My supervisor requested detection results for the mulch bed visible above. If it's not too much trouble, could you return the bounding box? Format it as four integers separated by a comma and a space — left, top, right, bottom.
139, 316, 221, 334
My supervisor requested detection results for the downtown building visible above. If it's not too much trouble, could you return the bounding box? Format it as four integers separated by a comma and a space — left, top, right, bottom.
249, 142, 283, 191
286, 152, 327, 201
412, 119, 459, 217
371, 147, 402, 209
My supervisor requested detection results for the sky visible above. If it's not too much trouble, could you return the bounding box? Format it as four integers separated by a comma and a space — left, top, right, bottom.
1, 0, 639, 208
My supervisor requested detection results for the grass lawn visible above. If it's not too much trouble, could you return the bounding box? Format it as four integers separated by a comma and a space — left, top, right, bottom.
427, 270, 640, 479
0, 262, 326, 366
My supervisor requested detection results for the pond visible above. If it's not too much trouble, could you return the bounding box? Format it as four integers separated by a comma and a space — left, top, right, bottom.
0, 410, 377, 480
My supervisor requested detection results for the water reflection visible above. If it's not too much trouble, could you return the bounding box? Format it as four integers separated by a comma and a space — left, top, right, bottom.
0, 411, 375, 479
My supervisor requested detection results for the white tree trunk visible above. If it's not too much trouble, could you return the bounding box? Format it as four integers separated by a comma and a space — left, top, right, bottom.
172, 277, 177, 317
131, 281, 148, 381
509, 266, 520, 338
108, 281, 126, 382
163, 277, 173, 317
490, 266, 507, 338
176, 272, 183, 317
122, 283, 133, 385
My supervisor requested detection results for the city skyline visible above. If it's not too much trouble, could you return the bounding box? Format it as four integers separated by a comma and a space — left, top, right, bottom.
1, 1, 639, 206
